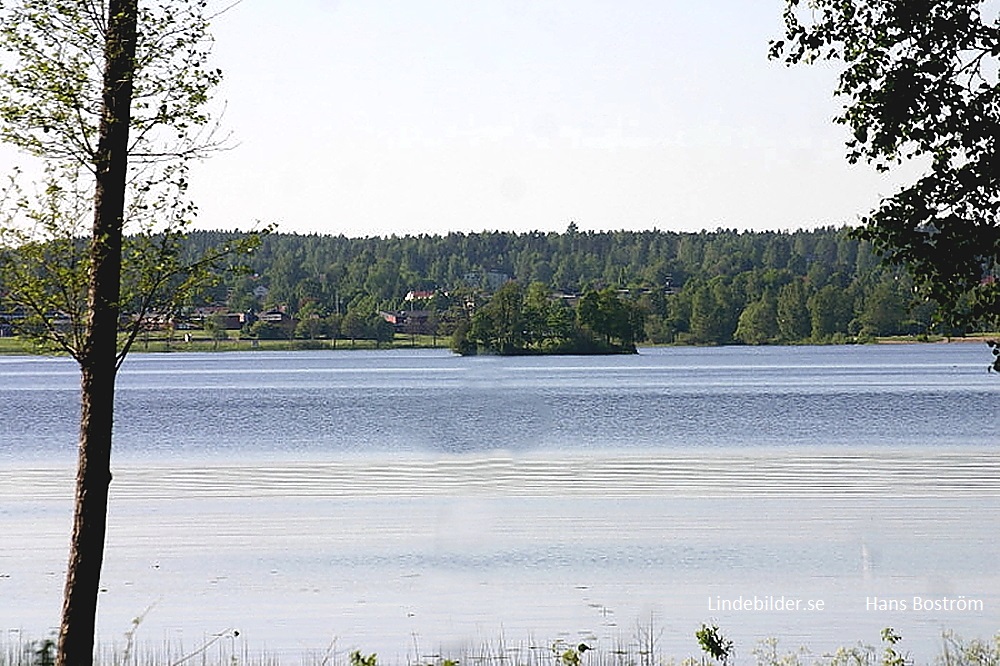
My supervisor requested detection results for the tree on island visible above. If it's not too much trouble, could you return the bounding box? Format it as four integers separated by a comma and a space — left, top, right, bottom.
457, 281, 646, 355
468, 281, 528, 354
577, 288, 648, 350
0, 2, 258, 663
771, 0, 1000, 364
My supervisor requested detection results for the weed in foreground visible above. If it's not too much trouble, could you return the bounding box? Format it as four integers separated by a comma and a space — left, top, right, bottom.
696, 624, 734, 666
1, 627, 999, 666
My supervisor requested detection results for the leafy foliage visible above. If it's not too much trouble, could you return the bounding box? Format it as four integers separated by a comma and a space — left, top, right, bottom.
460, 281, 644, 355
880, 628, 909, 666
350, 650, 378, 666
0, 0, 258, 366
0, 0, 224, 164
555, 642, 591, 666
770, 0, 1000, 330
696, 623, 734, 666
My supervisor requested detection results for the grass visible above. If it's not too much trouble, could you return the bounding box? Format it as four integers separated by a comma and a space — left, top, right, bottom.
4, 627, 1000, 666
874, 332, 1000, 344
4, 331, 997, 356
128, 333, 447, 353
0, 332, 448, 355
0, 337, 35, 354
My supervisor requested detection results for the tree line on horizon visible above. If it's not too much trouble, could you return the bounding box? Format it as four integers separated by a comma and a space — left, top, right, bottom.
158, 223, 993, 347
2, 223, 989, 348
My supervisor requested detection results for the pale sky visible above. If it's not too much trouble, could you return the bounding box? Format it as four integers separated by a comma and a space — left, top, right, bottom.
9, 1, 922, 237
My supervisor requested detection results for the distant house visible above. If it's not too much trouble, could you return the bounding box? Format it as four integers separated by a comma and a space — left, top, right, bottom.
194, 305, 229, 317
191, 305, 226, 322
379, 309, 432, 334
132, 311, 171, 331
378, 310, 402, 326
258, 308, 293, 325
552, 290, 580, 307
404, 290, 436, 302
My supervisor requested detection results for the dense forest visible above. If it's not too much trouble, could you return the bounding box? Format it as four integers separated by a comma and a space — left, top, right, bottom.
162, 223, 987, 347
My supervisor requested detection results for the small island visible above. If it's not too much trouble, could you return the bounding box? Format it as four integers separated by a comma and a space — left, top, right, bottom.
450, 281, 646, 355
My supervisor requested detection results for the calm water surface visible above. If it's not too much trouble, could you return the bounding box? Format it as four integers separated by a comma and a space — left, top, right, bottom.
1, 345, 998, 662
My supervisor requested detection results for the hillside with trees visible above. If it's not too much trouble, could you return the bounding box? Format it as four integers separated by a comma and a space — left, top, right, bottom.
5, 224, 992, 348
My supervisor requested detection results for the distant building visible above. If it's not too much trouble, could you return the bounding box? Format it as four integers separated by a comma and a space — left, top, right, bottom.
258, 308, 293, 325
379, 309, 432, 334
404, 290, 436, 302
551, 290, 580, 307
218, 313, 246, 330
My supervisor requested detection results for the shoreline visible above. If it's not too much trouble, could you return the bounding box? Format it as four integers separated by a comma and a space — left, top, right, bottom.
1, 333, 996, 356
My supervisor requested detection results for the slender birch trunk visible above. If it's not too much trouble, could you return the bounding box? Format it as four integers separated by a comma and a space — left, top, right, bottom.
57, 2, 138, 664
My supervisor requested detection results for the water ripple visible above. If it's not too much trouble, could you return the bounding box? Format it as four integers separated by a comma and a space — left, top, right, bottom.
6, 450, 998, 501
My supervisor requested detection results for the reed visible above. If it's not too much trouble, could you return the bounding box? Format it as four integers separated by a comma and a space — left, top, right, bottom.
2, 628, 998, 666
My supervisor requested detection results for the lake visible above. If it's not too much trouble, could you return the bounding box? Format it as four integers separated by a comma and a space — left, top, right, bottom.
1, 344, 998, 663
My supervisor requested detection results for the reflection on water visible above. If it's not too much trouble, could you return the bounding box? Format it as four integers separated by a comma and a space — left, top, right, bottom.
4, 450, 999, 661
1, 346, 998, 661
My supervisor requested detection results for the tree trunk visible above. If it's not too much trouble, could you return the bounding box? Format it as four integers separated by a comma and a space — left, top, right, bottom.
57, 365, 117, 666
57, 2, 138, 664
